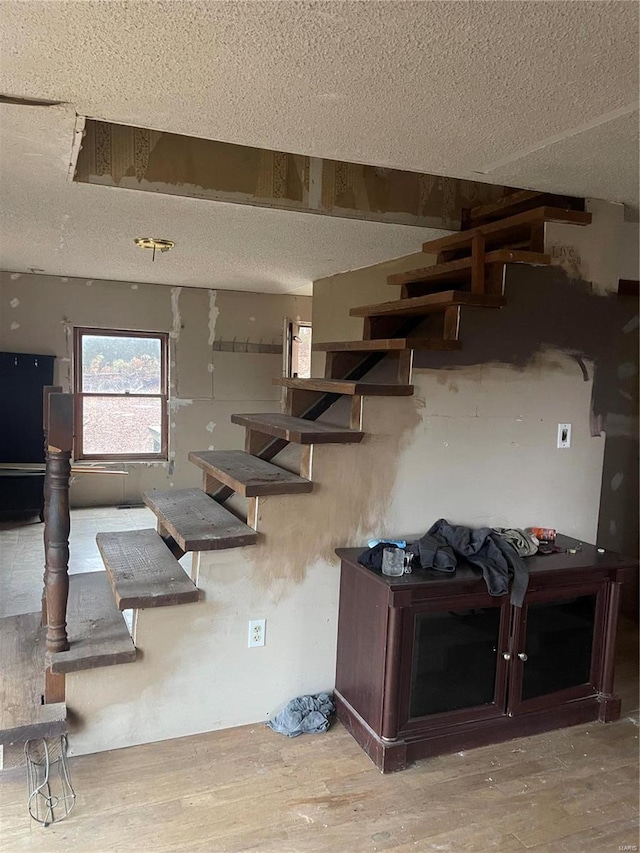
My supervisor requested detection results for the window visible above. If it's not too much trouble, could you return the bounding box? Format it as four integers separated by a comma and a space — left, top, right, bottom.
285, 319, 312, 379
73, 328, 168, 460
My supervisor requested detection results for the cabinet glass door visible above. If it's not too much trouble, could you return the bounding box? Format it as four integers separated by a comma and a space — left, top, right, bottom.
520, 594, 597, 702
409, 606, 504, 719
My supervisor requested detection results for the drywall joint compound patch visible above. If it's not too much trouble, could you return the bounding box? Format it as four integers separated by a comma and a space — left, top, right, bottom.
208, 290, 219, 345
170, 287, 182, 340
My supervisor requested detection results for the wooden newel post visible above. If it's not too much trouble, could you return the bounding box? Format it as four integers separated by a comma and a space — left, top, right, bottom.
42, 385, 62, 626
45, 451, 72, 653
44, 393, 74, 656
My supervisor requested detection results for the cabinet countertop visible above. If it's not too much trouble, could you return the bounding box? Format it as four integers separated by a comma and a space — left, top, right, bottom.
336, 535, 638, 593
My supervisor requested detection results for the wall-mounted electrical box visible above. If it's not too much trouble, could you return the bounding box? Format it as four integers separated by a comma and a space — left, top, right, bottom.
557, 423, 572, 449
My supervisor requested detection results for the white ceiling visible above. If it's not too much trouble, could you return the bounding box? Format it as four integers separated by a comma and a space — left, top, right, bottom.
0, 103, 441, 293
0, 1, 638, 292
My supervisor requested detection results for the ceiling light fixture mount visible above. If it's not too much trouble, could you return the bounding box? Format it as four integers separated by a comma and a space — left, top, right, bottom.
134, 237, 175, 261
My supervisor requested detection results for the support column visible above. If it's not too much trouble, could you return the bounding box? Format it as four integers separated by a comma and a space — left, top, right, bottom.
44, 451, 71, 654
41, 385, 62, 626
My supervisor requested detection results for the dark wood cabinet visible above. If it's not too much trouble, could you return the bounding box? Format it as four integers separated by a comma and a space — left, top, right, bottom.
334, 537, 637, 772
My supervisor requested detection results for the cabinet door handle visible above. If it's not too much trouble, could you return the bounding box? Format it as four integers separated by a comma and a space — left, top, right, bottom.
502, 652, 511, 660
518, 652, 528, 662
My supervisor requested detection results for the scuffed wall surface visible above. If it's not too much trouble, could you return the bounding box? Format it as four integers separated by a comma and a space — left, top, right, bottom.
53, 204, 637, 757
66, 552, 339, 756
64, 214, 620, 758
0, 272, 310, 505
546, 199, 637, 294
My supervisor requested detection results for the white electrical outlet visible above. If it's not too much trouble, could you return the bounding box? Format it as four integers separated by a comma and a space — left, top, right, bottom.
248, 619, 266, 648
557, 423, 572, 449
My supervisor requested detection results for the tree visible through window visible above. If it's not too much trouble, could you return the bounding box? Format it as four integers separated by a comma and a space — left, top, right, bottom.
73, 328, 168, 460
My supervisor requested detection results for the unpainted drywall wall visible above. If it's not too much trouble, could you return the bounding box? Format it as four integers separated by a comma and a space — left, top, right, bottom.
546, 199, 638, 294
546, 199, 639, 613
63, 205, 634, 758
0, 272, 310, 505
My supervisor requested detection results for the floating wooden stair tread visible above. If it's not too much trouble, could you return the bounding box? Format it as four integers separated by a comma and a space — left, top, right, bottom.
465, 190, 579, 228
422, 206, 591, 255
273, 377, 413, 396
143, 488, 258, 552
97, 528, 200, 610
350, 290, 505, 319
313, 338, 460, 352
189, 450, 312, 497
387, 250, 550, 287
230, 412, 364, 445
49, 572, 137, 675
0, 612, 66, 744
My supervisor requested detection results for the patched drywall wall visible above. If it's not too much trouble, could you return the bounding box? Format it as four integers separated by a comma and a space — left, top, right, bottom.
0, 272, 310, 506
62, 206, 635, 759
546, 199, 638, 294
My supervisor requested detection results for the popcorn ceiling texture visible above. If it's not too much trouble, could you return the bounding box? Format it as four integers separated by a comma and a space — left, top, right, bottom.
0, 102, 442, 292
0, 2, 637, 288
1, 0, 637, 205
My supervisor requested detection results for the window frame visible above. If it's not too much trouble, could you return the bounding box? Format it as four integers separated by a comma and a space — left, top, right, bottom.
73, 326, 169, 462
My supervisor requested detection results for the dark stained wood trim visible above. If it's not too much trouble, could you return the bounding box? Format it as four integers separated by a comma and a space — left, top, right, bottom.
349, 290, 506, 319
600, 581, 623, 699
471, 233, 486, 294
335, 690, 408, 773
442, 306, 460, 341
464, 191, 583, 229
618, 278, 639, 297
41, 386, 62, 626
44, 668, 66, 704
381, 604, 404, 740
273, 377, 414, 396
313, 338, 461, 352
386, 250, 550, 288
44, 450, 71, 654
334, 542, 636, 772
422, 206, 591, 254
231, 413, 365, 445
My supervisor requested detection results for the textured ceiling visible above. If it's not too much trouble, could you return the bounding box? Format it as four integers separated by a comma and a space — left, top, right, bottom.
0, 103, 440, 293
0, 1, 638, 290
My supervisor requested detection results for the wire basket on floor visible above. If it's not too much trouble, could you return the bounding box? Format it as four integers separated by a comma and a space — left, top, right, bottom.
24, 735, 76, 826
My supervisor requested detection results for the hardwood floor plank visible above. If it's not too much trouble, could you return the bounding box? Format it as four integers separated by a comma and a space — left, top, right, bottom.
1, 618, 637, 853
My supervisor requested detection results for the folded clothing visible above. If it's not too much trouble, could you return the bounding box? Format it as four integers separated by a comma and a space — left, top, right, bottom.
267, 693, 335, 738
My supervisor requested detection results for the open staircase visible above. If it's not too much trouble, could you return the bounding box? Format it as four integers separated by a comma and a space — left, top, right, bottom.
0, 195, 592, 753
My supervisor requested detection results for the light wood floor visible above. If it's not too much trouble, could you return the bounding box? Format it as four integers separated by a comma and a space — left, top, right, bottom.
1, 619, 638, 853
1, 510, 638, 852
